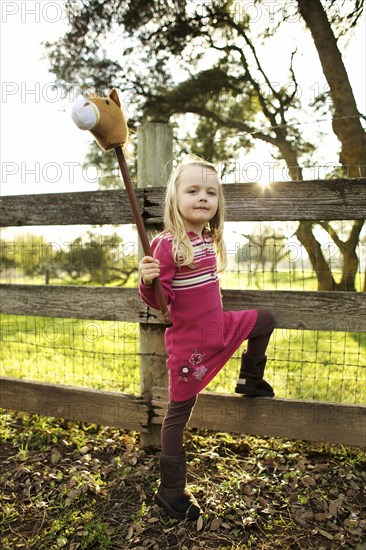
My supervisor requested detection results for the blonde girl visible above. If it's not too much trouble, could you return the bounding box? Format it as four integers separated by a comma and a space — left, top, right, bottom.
139, 157, 275, 520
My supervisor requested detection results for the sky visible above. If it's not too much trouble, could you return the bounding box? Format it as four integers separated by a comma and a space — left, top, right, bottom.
0, 0, 365, 244
1, 2, 93, 197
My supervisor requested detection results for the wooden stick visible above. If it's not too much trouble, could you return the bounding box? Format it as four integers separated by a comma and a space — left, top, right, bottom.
114, 146, 172, 327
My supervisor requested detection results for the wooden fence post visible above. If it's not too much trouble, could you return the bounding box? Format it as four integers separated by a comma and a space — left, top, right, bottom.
137, 122, 173, 448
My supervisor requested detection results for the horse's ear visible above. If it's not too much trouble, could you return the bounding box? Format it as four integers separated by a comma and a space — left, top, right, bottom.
109, 88, 121, 108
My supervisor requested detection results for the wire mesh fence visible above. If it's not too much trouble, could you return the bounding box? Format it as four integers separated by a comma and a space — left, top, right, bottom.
1, 221, 365, 404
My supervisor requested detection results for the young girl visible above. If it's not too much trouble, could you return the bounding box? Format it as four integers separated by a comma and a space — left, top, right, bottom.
139, 157, 275, 520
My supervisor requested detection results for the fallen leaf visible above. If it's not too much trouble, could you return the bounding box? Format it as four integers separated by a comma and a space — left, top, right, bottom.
302, 475, 317, 487
316, 464, 329, 472
318, 528, 334, 541
298, 458, 308, 471
163, 527, 175, 534
243, 516, 256, 527
328, 499, 341, 517
51, 450, 62, 464
134, 523, 144, 535
210, 518, 222, 531
147, 517, 159, 524
314, 512, 327, 521
79, 446, 89, 455
196, 515, 204, 531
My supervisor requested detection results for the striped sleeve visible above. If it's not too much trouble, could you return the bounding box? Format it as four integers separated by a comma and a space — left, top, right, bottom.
139, 236, 176, 310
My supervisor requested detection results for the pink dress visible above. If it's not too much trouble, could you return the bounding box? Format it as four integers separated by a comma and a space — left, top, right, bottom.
139, 230, 258, 402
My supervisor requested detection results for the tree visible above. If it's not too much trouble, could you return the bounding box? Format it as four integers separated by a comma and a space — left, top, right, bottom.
61, 231, 138, 286
0, 240, 17, 271
235, 225, 287, 286
295, 0, 365, 292
1, 234, 62, 284
45, 0, 365, 290
83, 133, 138, 189
297, 0, 366, 178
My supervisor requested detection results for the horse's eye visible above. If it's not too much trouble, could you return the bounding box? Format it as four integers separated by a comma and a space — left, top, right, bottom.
104, 99, 110, 105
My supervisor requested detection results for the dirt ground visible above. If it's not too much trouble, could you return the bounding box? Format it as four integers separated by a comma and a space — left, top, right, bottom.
0, 410, 365, 549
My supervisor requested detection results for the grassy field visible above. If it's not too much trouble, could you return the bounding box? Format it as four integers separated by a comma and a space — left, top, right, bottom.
1, 312, 365, 404
1, 267, 365, 403
0, 263, 353, 296
0, 314, 140, 395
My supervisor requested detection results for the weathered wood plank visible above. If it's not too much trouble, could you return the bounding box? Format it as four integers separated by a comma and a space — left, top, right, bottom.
144, 179, 366, 223
0, 189, 141, 226
151, 387, 366, 448
0, 284, 152, 323
222, 289, 366, 333
0, 377, 149, 431
1, 284, 364, 332
1, 179, 365, 227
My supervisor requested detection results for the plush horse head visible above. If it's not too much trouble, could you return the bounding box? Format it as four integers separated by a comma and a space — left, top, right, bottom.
71, 88, 128, 151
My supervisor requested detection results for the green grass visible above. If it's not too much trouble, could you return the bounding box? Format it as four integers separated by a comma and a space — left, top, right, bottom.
3, 267, 363, 292
220, 268, 364, 292
1, 312, 365, 404
1, 270, 365, 404
220, 269, 320, 291
205, 330, 366, 404
0, 314, 140, 395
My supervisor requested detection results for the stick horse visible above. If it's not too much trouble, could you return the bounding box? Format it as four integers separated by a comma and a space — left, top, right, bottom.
71, 88, 172, 326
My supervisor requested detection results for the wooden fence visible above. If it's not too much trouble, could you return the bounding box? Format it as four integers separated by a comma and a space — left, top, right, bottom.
1, 123, 365, 448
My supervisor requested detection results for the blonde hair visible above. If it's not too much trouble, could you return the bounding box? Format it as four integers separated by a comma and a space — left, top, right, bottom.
163, 156, 226, 271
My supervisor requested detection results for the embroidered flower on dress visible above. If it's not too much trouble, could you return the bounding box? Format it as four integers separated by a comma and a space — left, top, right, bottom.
178, 364, 194, 382
193, 365, 208, 381
189, 349, 205, 366
178, 349, 208, 383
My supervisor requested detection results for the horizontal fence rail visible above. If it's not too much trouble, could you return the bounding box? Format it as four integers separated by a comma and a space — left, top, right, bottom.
1, 178, 366, 227
0, 190, 141, 227
1, 379, 364, 447
1, 284, 365, 332
0, 378, 149, 432
152, 387, 366, 448
143, 179, 366, 223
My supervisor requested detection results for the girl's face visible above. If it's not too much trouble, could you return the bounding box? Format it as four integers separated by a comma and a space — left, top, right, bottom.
176, 164, 220, 234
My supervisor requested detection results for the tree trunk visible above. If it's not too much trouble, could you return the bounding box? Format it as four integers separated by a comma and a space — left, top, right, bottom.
295, 0, 365, 289
297, 0, 366, 178
295, 221, 338, 290
276, 142, 339, 290
340, 247, 359, 291
337, 219, 365, 291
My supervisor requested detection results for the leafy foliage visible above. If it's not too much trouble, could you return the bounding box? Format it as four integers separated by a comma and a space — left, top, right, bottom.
0, 235, 61, 284
44, 0, 365, 289
0, 232, 138, 286
45, 0, 315, 167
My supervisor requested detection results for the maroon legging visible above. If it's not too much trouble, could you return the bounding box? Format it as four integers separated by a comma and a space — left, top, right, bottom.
161, 310, 275, 456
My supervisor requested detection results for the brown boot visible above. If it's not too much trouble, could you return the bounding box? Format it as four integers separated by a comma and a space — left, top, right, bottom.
155, 453, 201, 520
235, 353, 274, 397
